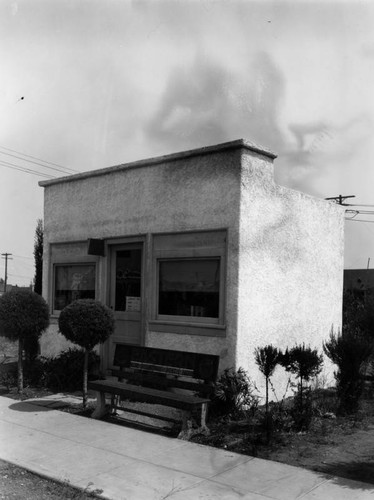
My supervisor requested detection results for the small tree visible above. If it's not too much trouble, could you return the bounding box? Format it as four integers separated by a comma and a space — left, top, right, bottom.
254, 345, 281, 415
21, 219, 45, 362
324, 327, 373, 414
279, 344, 323, 430
281, 344, 323, 395
255, 345, 282, 442
33, 218, 43, 296
0, 290, 49, 393
58, 299, 115, 408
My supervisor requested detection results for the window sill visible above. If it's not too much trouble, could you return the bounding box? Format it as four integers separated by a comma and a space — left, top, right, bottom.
148, 320, 226, 337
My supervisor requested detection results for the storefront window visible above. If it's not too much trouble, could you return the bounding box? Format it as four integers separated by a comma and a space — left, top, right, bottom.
54, 264, 95, 311
152, 230, 226, 333
158, 258, 220, 318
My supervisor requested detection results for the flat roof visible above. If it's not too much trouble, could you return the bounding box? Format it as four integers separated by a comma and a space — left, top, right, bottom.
39, 138, 277, 188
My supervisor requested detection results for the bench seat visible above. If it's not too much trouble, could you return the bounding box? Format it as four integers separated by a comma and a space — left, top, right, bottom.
88, 379, 211, 411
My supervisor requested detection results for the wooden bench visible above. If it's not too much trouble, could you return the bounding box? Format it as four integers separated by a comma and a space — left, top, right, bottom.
88, 344, 220, 438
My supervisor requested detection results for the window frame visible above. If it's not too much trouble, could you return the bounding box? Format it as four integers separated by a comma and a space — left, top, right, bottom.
150, 230, 227, 336
52, 262, 97, 315
156, 256, 223, 325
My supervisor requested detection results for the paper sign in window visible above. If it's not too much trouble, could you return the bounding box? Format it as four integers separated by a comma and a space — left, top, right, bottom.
126, 296, 141, 312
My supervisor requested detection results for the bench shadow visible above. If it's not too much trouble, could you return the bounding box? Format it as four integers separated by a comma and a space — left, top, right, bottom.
104, 413, 179, 437
8, 401, 57, 412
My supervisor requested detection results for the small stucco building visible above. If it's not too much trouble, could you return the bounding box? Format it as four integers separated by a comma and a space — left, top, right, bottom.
39, 139, 345, 394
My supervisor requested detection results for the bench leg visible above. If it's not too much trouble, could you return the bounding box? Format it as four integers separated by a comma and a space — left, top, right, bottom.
178, 411, 193, 440
200, 402, 208, 428
177, 404, 210, 440
110, 394, 121, 415
91, 391, 109, 419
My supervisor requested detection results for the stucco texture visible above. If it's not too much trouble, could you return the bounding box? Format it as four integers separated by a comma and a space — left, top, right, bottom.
41, 147, 243, 370
40, 140, 345, 399
236, 150, 344, 397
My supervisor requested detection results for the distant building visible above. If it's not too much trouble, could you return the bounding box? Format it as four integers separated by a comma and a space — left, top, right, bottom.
0, 281, 32, 296
38, 139, 345, 393
344, 269, 374, 297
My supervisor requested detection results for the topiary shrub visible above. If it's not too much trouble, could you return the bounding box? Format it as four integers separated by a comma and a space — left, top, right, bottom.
254, 345, 281, 413
254, 345, 282, 441
58, 299, 114, 407
0, 291, 49, 393
280, 344, 323, 431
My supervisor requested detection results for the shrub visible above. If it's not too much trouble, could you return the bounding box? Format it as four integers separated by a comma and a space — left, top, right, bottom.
0, 291, 49, 393
23, 358, 47, 387
280, 344, 323, 390
211, 367, 258, 419
0, 349, 102, 394
58, 299, 114, 407
44, 348, 101, 392
323, 328, 373, 414
0, 363, 18, 391
279, 344, 323, 431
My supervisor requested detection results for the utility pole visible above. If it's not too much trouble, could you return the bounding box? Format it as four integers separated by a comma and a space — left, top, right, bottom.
1, 253, 12, 292
325, 194, 356, 206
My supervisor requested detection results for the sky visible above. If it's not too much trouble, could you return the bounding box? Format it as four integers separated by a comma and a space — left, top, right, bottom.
1, 0, 374, 286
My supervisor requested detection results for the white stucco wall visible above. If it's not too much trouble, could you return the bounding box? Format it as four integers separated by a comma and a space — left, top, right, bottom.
39, 139, 345, 399
236, 149, 345, 398
41, 144, 246, 368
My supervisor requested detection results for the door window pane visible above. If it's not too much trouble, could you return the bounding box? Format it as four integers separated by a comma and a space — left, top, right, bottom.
158, 259, 220, 318
54, 264, 95, 311
115, 249, 141, 311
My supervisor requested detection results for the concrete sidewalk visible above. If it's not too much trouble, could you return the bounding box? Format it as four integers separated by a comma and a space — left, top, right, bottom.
0, 395, 373, 500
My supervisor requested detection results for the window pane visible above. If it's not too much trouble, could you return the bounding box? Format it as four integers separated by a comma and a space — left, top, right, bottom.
54, 264, 95, 310
158, 259, 220, 318
114, 249, 141, 311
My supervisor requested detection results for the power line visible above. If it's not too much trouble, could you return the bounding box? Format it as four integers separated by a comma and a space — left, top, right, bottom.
346, 203, 374, 208
8, 273, 33, 280
0, 150, 78, 176
0, 145, 80, 174
12, 254, 34, 260
345, 218, 374, 223
0, 160, 53, 178
346, 210, 374, 217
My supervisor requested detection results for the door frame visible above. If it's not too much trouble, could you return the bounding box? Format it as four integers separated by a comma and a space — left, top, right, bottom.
103, 236, 146, 371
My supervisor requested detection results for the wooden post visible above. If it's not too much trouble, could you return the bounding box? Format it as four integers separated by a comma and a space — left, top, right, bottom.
91, 391, 108, 419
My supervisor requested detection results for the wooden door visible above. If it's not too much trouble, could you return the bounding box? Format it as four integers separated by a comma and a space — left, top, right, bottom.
108, 243, 143, 366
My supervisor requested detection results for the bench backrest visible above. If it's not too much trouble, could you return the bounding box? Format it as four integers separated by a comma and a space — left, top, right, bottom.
113, 344, 220, 396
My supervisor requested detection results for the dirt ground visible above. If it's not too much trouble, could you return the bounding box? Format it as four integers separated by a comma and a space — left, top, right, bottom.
0, 459, 102, 499
191, 401, 374, 486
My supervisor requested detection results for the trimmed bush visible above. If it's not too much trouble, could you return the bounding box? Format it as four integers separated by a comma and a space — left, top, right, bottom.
254, 345, 281, 410
0, 290, 49, 393
58, 299, 114, 407
280, 344, 323, 431
254, 345, 282, 441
